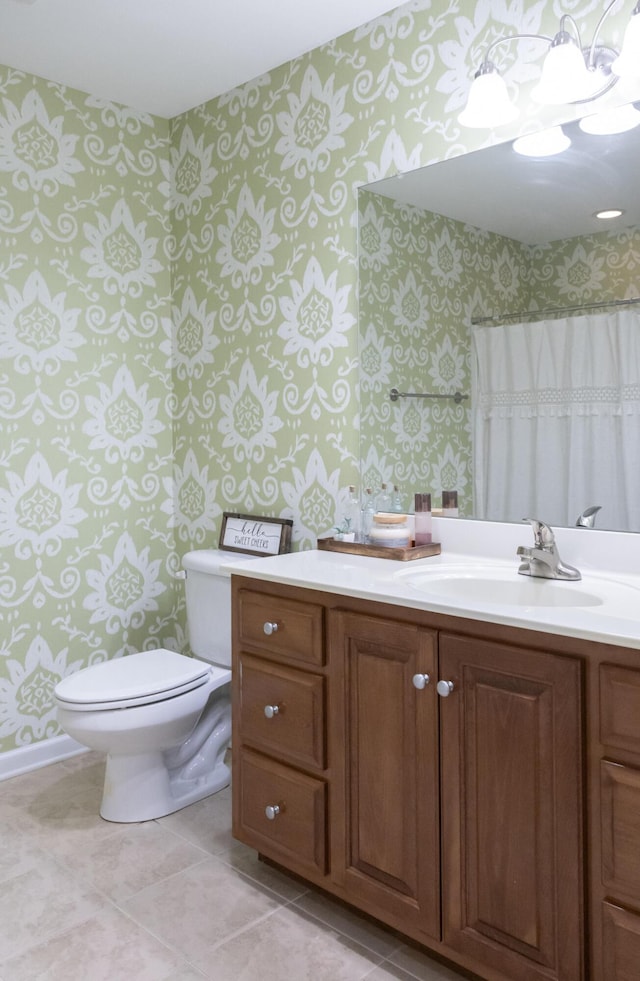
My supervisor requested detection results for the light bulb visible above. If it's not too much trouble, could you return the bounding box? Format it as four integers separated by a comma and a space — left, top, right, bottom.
532, 31, 597, 104
611, 9, 640, 78
459, 63, 518, 128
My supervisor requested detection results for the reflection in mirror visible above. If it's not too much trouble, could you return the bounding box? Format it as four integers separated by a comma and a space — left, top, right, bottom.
358, 107, 640, 532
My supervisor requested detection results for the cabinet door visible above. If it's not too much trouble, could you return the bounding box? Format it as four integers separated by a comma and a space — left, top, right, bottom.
439, 633, 583, 981
602, 902, 640, 981
330, 610, 440, 940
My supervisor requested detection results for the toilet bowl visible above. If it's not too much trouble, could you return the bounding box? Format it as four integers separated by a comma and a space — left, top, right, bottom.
54, 549, 254, 823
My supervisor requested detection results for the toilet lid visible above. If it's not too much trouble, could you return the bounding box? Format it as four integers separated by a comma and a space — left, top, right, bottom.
55, 649, 212, 709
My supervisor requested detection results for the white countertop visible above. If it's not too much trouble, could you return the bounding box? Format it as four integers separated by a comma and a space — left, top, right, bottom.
222, 519, 640, 650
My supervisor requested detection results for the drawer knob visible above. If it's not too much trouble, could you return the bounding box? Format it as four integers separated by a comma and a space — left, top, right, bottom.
265, 804, 281, 820
412, 673, 430, 690
437, 679, 455, 697
263, 621, 279, 636
264, 704, 280, 719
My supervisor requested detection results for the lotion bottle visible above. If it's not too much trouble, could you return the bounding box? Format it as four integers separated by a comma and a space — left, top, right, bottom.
414, 492, 432, 545
442, 490, 458, 517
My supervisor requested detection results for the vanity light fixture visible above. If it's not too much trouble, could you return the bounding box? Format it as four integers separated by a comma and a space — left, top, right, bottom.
459, 0, 640, 129
513, 126, 571, 156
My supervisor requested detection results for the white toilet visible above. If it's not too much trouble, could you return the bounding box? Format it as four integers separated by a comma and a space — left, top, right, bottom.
54, 549, 253, 823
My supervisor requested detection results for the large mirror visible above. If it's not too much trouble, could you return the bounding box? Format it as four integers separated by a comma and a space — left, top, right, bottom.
358, 105, 640, 533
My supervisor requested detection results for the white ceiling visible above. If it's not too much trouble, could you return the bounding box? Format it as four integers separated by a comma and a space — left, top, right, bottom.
0, 0, 402, 118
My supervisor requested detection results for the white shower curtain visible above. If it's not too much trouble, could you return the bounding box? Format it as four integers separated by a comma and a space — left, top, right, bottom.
472, 309, 640, 532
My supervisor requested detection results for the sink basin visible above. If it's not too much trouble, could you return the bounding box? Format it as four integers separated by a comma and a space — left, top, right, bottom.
403, 571, 603, 608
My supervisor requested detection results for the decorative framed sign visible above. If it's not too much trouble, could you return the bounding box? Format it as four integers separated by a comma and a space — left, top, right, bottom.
219, 512, 293, 556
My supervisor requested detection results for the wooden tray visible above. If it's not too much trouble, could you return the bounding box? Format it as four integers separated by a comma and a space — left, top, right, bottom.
317, 536, 441, 561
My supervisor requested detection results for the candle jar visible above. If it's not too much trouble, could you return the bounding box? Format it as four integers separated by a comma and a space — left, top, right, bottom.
367, 513, 411, 547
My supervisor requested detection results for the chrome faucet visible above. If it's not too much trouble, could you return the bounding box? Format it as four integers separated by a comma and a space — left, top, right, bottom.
576, 505, 602, 529
516, 518, 581, 581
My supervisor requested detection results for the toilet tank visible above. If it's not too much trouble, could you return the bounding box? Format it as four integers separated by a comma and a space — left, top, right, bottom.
181, 549, 258, 667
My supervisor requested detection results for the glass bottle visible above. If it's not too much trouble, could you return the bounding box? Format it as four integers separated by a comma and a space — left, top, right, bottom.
376, 482, 392, 514
346, 485, 361, 541
361, 488, 375, 540
391, 484, 404, 512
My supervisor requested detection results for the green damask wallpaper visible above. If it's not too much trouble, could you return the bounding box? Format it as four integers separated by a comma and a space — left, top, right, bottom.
358, 190, 640, 516
358, 189, 527, 515
0, 77, 180, 752
1, 0, 638, 757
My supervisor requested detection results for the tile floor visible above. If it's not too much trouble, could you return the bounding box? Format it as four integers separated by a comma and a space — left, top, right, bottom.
0, 752, 473, 980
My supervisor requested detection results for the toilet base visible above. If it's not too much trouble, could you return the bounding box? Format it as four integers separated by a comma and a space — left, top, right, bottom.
100, 750, 230, 822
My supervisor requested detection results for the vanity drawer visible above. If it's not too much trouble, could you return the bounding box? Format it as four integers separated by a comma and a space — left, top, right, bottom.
601, 760, 640, 900
239, 655, 325, 770
600, 665, 640, 753
236, 749, 327, 876
236, 588, 324, 666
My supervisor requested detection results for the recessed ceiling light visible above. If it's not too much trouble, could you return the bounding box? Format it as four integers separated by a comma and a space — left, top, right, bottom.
595, 209, 624, 220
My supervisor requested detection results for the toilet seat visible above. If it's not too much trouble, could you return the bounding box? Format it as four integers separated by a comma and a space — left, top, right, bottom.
55, 649, 221, 712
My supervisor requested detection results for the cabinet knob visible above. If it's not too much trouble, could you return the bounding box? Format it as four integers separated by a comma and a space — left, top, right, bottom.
263, 621, 279, 636
436, 679, 455, 697
412, 673, 430, 690
264, 704, 280, 719
265, 804, 281, 820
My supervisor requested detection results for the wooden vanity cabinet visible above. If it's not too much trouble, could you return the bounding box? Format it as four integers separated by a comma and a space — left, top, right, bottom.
232, 577, 585, 981
331, 613, 583, 981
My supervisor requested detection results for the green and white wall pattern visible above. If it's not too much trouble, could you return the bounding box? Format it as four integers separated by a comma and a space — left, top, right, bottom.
358, 188, 640, 517
358, 188, 527, 516
0, 80, 178, 753
0, 0, 638, 757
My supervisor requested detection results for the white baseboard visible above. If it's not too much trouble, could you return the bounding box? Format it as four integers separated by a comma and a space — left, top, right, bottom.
0, 734, 88, 782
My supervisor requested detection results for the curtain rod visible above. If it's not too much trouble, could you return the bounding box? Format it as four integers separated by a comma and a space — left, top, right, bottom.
471, 295, 640, 327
